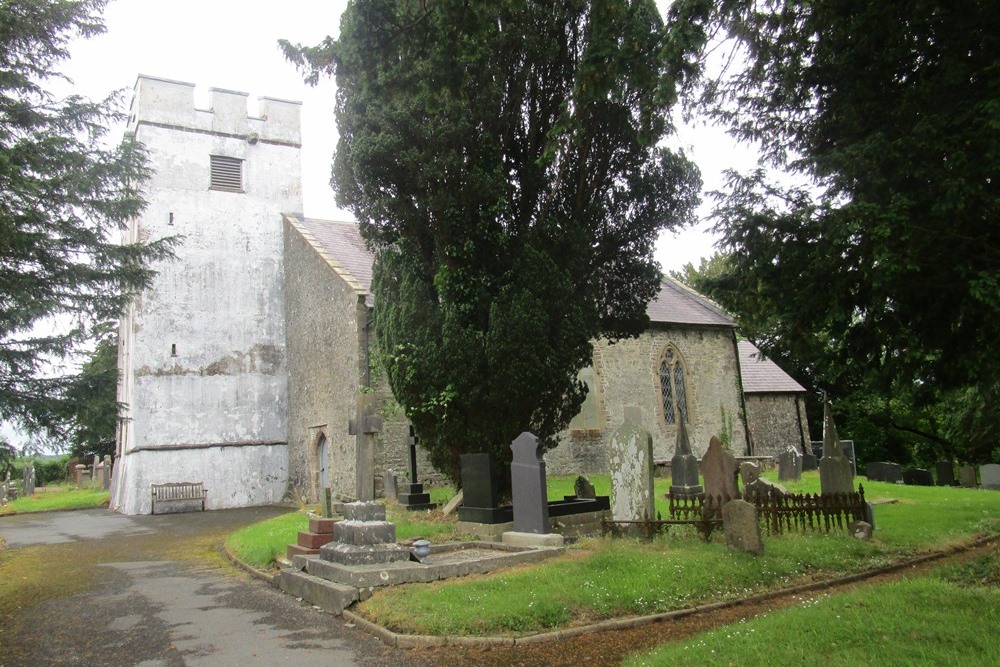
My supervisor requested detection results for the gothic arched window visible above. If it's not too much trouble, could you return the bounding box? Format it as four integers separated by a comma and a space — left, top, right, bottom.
659, 346, 689, 424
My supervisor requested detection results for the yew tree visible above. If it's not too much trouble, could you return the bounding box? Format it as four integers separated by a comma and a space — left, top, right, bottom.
284, 0, 701, 490
672, 0, 1000, 462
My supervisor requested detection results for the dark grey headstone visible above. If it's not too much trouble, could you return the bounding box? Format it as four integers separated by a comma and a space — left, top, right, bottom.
722, 499, 763, 555
902, 468, 934, 486
865, 462, 903, 484
777, 446, 802, 482
510, 432, 550, 535
935, 461, 956, 486
670, 418, 703, 497
739, 461, 761, 487
574, 475, 596, 499
457, 452, 510, 523
802, 452, 818, 471
460, 452, 499, 510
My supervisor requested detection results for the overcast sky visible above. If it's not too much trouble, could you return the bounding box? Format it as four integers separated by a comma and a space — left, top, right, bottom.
1, 1, 758, 448
56, 0, 758, 272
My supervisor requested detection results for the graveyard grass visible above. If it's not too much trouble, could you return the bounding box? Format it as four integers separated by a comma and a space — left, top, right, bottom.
356, 472, 1000, 636
625, 554, 1000, 667
224, 485, 461, 569
0, 485, 109, 515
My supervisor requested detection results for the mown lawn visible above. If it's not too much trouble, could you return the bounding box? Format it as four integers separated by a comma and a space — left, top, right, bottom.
357, 472, 1000, 636
625, 554, 1000, 667
0, 486, 109, 515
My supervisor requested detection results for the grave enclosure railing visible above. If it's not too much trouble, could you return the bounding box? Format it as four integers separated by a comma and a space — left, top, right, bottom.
668, 485, 867, 536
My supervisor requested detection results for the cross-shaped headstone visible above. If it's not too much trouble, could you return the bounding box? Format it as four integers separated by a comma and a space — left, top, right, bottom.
407, 426, 419, 485
348, 393, 383, 502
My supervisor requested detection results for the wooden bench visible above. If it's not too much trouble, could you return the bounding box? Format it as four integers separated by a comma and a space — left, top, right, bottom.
151, 482, 207, 515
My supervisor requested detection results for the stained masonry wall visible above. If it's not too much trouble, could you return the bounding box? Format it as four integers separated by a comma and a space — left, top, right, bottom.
546, 325, 749, 474
283, 222, 446, 502
744, 393, 810, 458
113, 76, 301, 514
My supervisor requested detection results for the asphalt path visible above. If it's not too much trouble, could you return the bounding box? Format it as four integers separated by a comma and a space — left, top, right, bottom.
0, 507, 424, 667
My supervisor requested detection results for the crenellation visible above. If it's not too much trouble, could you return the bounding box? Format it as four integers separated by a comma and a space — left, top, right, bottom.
130, 75, 301, 144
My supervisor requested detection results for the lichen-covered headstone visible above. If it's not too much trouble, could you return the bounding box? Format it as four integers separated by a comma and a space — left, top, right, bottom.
981, 464, 1000, 491
609, 407, 655, 522
818, 396, 854, 496
701, 436, 739, 506
574, 475, 596, 500
670, 418, 703, 497
959, 465, 978, 488
778, 445, 802, 482
722, 499, 763, 555
510, 432, 550, 534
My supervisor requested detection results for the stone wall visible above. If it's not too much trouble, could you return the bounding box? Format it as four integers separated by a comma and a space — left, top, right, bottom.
112, 76, 301, 514
283, 217, 367, 503
744, 393, 810, 458
546, 324, 749, 475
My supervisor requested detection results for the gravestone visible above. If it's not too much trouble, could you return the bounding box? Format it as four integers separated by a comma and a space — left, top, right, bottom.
74, 464, 86, 487
935, 461, 956, 487
347, 393, 383, 502
91, 455, 99, 484
959, 465, 978, 488
811, 439, 858, 476
801, 451, 818, 471
669, 417, 703, 497
777, 445, 802, 482
902, 468, 934, 486
22, 462, 35, 496
981, 464, 1000, 491
509, 432, 551, 535
457, 452, 507, 523
865, 462, 902, 484
320, 487, 333, 519
383, 471, 398, 501
701, 435, 739, 506
818, 396, 854, 496
722, 500, 763, 555
441, 489, 464, 516
103, 455, 113, 490
739, 461, 761, 488
609, 407, 655, 523
849, 521, 873, 540
397, 426, 435, 510
574, 475, 597, 500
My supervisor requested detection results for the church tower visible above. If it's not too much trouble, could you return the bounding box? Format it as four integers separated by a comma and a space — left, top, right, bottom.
112, 75, 302, 514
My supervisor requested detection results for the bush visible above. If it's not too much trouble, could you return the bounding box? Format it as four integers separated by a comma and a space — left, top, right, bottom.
23, 455, 70, 487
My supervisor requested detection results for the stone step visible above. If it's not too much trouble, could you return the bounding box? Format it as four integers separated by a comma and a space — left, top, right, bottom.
309, 516, 338, 534
286, 543, 320, 560
277, 568, 358, 615
297, 530, 335, 549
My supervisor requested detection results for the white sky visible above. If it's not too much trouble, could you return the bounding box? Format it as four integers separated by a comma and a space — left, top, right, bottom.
56, 0, 758, 274
4, 0, 759, 449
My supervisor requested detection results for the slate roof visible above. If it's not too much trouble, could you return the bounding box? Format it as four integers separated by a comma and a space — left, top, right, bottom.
738, 340, 808, 394
288, 215, 735, 327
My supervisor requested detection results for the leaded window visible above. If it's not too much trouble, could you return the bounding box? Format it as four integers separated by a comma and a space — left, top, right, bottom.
659, 346, 689, 424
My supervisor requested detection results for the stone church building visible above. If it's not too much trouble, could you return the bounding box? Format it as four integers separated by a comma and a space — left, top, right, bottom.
111, 76, 806, 514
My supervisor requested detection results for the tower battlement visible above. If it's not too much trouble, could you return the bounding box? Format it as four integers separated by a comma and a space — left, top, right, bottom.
127, 74, 301, 146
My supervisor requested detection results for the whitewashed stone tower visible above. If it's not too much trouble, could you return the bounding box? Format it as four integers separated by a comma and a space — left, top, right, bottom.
112, 75, 302, 514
